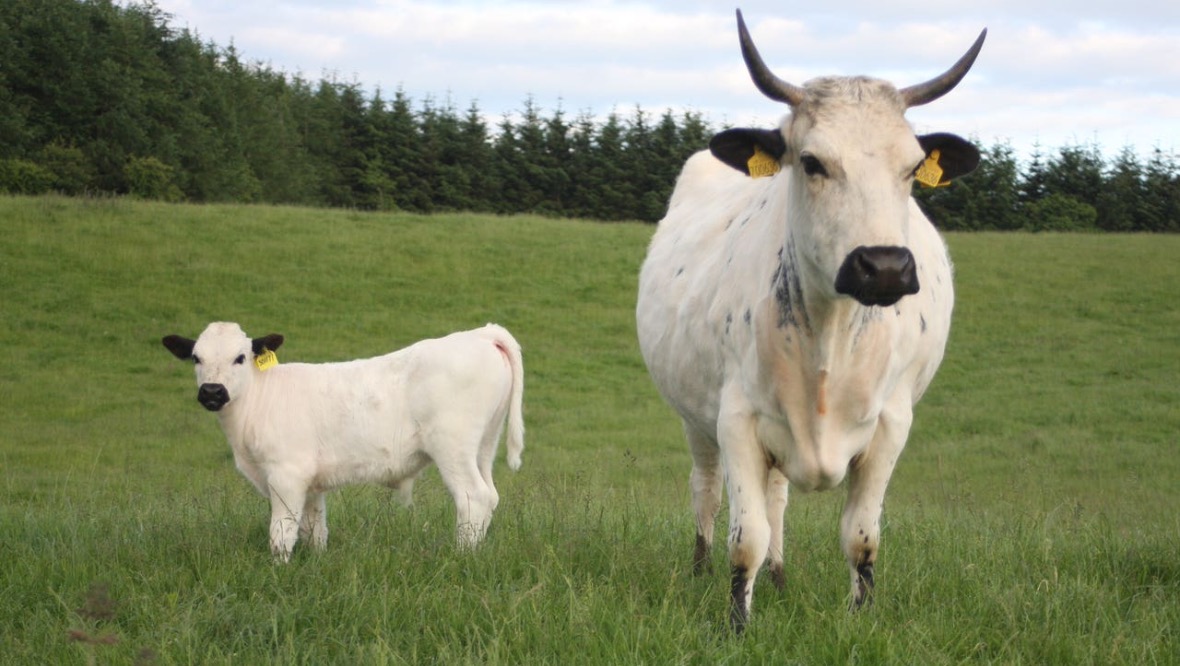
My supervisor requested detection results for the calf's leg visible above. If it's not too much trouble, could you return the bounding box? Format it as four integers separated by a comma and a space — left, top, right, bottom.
268, 481, 308, 563
299, 492, 328, 551
436, 457, 498, 549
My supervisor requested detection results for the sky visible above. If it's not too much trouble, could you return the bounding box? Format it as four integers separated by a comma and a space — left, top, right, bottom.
149, 0, 1179, 161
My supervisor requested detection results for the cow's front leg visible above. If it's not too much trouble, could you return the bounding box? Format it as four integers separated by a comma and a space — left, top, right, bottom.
841, 404, 911, 609
268, 481, 307, 563
718, 392, 770, 633
299, 492, 328, 551
765, 466, 789, 590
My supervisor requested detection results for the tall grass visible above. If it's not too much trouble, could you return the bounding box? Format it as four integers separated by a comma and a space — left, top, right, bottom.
1, 195, 1176, 664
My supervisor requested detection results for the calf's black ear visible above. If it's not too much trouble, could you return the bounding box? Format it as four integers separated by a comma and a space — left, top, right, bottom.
709, 128, 787, 176
917, 133, 980, 183
252, 334, 284, 355
162, 335, 195, 360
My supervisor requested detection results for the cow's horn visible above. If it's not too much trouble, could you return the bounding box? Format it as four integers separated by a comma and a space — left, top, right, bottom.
899, 28, 987, 108
736, 9, 806, 107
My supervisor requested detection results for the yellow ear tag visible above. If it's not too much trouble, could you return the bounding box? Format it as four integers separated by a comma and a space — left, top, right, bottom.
915, 149, 948, 188
254, 348, 278, 371
747, 145, 781, 178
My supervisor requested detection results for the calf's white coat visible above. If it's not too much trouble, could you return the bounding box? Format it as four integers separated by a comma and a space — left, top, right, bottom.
163, 322, 524, 561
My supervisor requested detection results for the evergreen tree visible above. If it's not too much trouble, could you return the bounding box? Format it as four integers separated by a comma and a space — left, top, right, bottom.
1044, 142, 1104, 215
457, 101, 496, 213
1142, 147, 1180, 232
1097, 146, 1144, 231
965, 142, 1021, 230
1020, 142, 1049, 207
541, 104, 573, 214
589, 111, 631, 220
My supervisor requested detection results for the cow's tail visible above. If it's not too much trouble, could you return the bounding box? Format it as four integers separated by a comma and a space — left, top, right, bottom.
485, 323, 525, 471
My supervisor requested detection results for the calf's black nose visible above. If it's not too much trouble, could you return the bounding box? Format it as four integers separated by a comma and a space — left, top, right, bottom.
197, 383, 229, 411
834, 245, 919, 307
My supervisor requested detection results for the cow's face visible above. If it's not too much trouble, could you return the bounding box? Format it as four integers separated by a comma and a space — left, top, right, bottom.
162, 322, 284, 412
710, 10, 984, 307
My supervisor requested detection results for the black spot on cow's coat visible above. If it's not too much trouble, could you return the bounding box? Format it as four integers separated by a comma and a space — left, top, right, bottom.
725, 312, 733, 335
773, 239, 810, 331
920, 314, 927, 333
675, 266, 685, 277
743, 308, 752, 324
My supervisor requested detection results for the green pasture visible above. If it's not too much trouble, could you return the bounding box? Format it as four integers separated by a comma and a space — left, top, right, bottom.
0, 195, 1176, 664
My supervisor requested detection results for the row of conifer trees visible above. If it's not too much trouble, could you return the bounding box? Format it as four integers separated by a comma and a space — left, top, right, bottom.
2, 0, 1176, 230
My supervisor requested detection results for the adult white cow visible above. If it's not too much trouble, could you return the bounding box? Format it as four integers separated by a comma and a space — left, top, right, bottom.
162, 322, 524, 561
636, 10, 984, 631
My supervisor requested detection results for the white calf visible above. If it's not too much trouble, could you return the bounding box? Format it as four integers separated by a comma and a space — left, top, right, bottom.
162, 322, 524, 561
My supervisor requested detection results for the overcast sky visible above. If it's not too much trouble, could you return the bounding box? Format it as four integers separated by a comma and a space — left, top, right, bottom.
150, 0, 1179, 160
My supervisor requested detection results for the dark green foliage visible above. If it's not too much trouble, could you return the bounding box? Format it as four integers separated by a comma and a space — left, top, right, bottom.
0, 0, 1178, 227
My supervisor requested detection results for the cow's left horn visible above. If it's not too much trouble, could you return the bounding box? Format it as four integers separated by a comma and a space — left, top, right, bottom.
899, 28, 987, 108
736, 9, 806, 107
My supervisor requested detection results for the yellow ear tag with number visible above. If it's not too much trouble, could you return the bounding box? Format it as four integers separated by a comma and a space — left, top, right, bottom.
254, 348, 278, 371
915, 149, 948, 188
747, 145, 781, 178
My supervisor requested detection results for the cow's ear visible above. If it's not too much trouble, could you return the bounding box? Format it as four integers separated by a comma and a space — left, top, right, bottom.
252, 334, 284, 355
916, 133, 980, 183
162, 335, 196, 361
709, 128, 787, 177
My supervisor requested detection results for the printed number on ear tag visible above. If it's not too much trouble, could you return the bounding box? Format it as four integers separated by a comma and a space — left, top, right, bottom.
747, 145, 781, 178
915, 149, 947, 188
254, 349, 278, 371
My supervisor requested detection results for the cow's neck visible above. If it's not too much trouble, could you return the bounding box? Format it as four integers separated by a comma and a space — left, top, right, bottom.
771, 234, 875, 375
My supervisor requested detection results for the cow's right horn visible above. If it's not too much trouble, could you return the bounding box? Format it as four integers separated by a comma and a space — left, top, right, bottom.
736, 9, 806, 107
899, 29, 988, 108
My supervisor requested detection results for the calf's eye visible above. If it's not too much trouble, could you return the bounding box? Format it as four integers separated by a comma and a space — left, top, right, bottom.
192, 355, 202, 365
234, 354, 246, 365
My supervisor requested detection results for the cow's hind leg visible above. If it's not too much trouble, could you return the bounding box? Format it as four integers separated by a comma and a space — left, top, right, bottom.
841, 403, 911, 609
686, 424, 722, 575
436, 454, 498, 549
299, 492, 328, 551
387, 475, 416, 507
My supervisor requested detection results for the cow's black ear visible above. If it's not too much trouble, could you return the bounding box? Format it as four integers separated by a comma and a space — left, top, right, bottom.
162, 335, 196, 361
709, 128, 787, 176
252, 334, 284, 355
917, 133, 980, 183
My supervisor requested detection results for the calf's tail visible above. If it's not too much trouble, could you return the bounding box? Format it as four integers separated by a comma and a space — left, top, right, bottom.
485, 324, 525, 470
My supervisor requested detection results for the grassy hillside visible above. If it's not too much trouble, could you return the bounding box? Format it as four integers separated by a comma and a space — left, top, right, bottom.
1, 195, 1176, 664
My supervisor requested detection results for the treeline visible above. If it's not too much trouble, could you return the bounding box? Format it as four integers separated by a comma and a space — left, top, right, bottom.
2, 0, 1178, 229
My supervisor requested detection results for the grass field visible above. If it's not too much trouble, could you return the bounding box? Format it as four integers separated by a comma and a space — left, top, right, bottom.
1, 195, 1177, 664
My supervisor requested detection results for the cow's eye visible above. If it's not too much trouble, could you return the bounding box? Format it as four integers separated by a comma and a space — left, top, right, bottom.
800, 153, 827, 178
192, 355, 201, 365
234, 354, 246, 365
910, 160, 925, 179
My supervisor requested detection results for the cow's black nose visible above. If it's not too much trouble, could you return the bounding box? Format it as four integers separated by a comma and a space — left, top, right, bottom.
834, 246, 919, 307
197, 383, 229, 411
